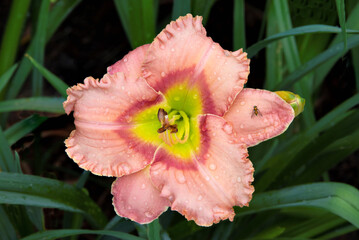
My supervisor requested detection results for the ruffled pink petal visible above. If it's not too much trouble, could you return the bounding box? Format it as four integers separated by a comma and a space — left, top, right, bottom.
112, 166, 170, 224
150, 115, 254, 226
142, 14, 250, 116
224, 88, 295, 147
64, 45, 162, 177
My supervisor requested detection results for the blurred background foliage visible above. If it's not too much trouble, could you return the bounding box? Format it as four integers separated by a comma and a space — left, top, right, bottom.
0, 0, 358, 239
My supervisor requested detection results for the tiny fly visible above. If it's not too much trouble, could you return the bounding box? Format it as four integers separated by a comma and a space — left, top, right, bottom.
251, 105, 262, 118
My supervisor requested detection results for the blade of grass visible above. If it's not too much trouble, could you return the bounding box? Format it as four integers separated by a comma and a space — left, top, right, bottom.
314, 1, 359, 89
282, 213, 345, 238
318, 225, 358, 239
31, 0, 50, 96
147, 219, 161, 240
233, 0, 246, 50
0, 97, 65, 114
0, 127, 17, 172
0, 64, 18, 93
172, 0, 191, 20
191, 0, 216, 25
5, 0, 81, 101
114, 0, 158, 49
46, 0, 82, 39
0, 0, 31, 77
0, 206, 17, 240
255, 93, 359, 191
336, 0, 347, 51
292, 125, 359, 185
247, 25, 359, 58
352, 47, 359, 91
63, 171, 90, 240
4, 114, 47, 146
0, 172, 107, 228
25, 54, 68, 97
21, 229, 145, 240
273, 0, 315, 128
277, 34, 359, 89
237, 182, 359, 228
264, 0, 283, 90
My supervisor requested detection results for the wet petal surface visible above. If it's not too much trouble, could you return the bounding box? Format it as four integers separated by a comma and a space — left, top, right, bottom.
142, 14, 250, 117
224, 88, 295, 147
150, 115, 254, 226
64, 46, 162, 177
112, 166, 170, 224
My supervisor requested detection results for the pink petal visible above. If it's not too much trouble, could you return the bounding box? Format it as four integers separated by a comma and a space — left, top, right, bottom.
224, 88, 295, 147
112, 166, 170, 224
150, 115, 254, 226
64, 45, 162, 177
142, 14, 250, 116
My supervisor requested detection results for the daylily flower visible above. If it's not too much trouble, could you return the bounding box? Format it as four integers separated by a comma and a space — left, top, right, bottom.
64, 14, 304, 226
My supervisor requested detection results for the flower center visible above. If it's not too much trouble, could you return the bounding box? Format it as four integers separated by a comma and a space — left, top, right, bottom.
157, 108, 190, 146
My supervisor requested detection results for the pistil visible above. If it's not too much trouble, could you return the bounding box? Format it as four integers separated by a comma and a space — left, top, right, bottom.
157, 108, 190, 146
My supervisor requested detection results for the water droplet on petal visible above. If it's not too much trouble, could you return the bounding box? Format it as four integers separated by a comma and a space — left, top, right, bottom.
209, 163, 217, 170
123, 57, 128, 62
145, 211, 153, 218
161, 72, 166, 77
193, 94, 198, 99
197, 195, 203, 201
205, 176, 210, 181
228, 96, 233, 102
175, 171, 186, 184
171, 48, 175, 52
174, 96, 180, 101
121, 86, 125, 90
217, 77, 221, 81
141, 183, 146, 189
199, 206, 203, 210
160, 44, 165, 50
237, 176, 242, 182
121, 163, 131, 175
212, 132, 216, 137
223, 123, 233, 134
240, 124, 244, 129
179, 85, 184, 90
204, 153, 211, 160
240, 101, 245, 106
127, 205, 132, 210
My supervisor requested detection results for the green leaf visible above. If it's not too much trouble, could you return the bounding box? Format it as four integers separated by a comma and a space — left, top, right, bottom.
0, 64, 18, 93
255, 93, 359, 191
0, 172, 107, 228
318, 225, 358, 239
0, 206, 17, 240
273, 0, 316, 129
114, 0, 158, 49
237, 182, 359, 228
247, 24, 359, 58
314, 1, 359, 89
31, 0, 50, 96
5, 0, 81, 101
21, 229, 145, 240
336, 0, 347, 50
147, 219, 161, 240
0, 0, 30, 77
233, 0, 246, 50
0, 127, 17, 173
4, 115, 47, 146
0, 97, 65, 114
172, 0, 190, 20
46, 0, 82, 39
191, 0, 216, 25
25, 54, 68, 97
277, 34, 359, 89
264, 0, 283, 90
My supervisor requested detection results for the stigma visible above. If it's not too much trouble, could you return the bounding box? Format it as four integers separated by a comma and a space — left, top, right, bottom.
157, 108, 189, 146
